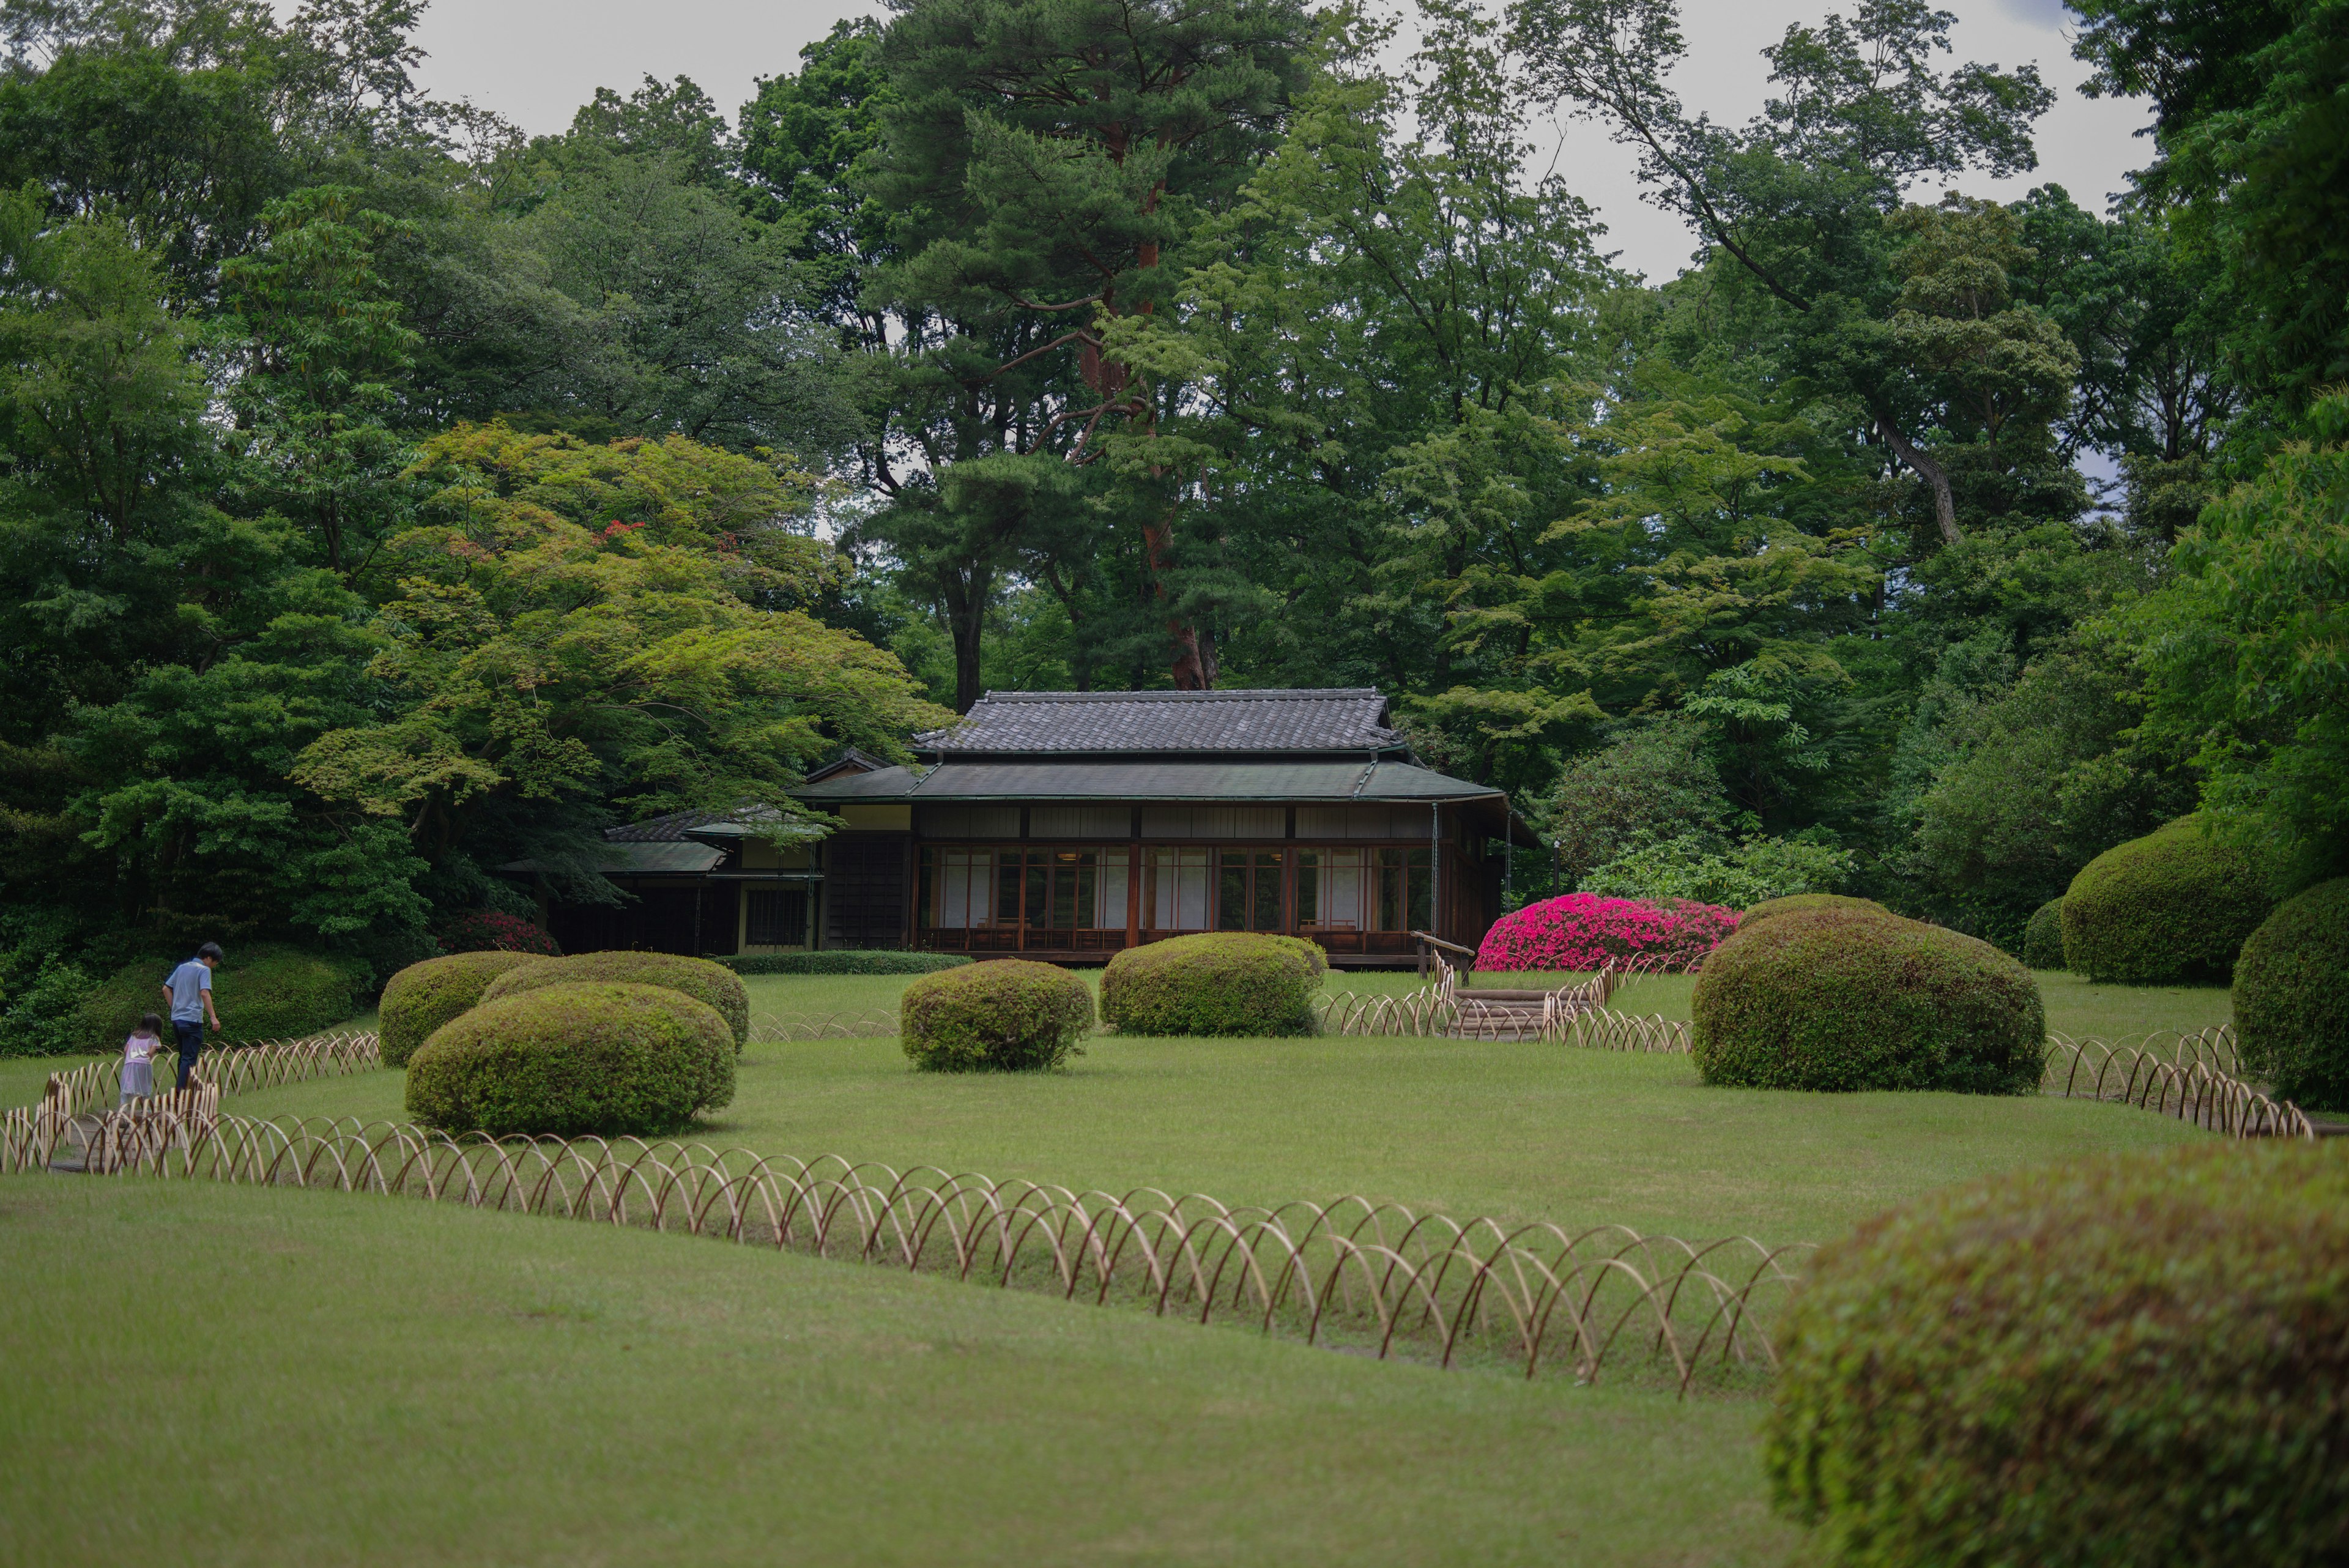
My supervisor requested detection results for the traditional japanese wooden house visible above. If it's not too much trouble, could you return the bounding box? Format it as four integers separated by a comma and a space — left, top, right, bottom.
524, 689, 1536, 967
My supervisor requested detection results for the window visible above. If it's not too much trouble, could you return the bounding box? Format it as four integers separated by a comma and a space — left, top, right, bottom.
1146, 847, 1212, 929
745, 888, 808, 946
1215, 849, 1285, 931
921, 849, 995, 929
1376, 847, 1433, 932
922, 847, 1127, 931
1297, 849, 1367, 929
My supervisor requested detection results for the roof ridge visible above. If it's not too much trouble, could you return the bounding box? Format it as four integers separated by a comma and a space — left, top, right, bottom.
973, 688, 1384, 703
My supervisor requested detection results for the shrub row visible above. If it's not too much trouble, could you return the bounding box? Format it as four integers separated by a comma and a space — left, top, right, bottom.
714, 951, 973, 976
1692, 908, 2043, 1094
1768, 1141, 2349, 1566
1101, 932, 1325, 1037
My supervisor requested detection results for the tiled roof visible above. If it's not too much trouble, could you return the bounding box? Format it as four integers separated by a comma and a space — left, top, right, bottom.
918, 689, 1403, 757
793, 760, 1498, 803
604, 808, 739, 842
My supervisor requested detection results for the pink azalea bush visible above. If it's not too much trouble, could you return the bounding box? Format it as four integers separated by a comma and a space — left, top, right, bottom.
1474, 893, 1737, 973
438, 910, 562, 956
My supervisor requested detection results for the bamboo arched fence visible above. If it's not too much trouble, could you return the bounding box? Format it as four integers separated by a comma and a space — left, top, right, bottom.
2042, 1027, 2314, 1139
39, 1114, 1808, 1392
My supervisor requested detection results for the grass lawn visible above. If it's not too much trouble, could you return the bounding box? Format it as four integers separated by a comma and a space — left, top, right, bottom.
228, 1036, 2211, 1251
0, 1175, 1797, 1568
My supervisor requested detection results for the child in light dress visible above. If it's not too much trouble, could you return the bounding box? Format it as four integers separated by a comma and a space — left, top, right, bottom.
121, 1013, 161, 1105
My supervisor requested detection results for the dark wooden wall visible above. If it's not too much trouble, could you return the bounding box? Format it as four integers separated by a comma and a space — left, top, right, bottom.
824, 834, 910, 949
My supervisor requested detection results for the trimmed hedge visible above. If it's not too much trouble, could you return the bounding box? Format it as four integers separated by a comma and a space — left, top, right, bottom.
900, 960, 1094, 1072
379, 951, 549, 1067
67, 945, 368, 1055
1737, 893, 1890, 933
2021, 896, 2067, 970
481, 950, 749, 1047
1693, 909, 2044, 1094
405, 982, 736, 1136
1100, 932, 1326, 1038
1766, 1142, 2349, 1566
2060, 816, 2274, 983
2235, 879, 2349, 1112
716, 951, 972, 976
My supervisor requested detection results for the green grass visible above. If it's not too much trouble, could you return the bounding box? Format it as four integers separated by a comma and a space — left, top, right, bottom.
0, 1176, 1796, 1567
230, 1035, 2207, 1249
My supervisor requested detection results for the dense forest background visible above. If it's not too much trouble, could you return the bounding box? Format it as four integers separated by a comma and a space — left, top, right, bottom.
0, 0, 2342, 1028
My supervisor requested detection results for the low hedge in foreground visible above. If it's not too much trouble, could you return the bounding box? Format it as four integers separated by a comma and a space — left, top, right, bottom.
2061, 816, 2273, 983
900, 960, 1094, 1072
715, 951, 971, 976
379, 951, 547, 1067
1767, 1142, 2349, 1567
2021, 896, 2067, 970
2235, 878, 2349, 1112
1693, 909, 2043, 1094
483, 950, 749, 1047
68, 945, 368, 1055
1100, 932, 1325, 1037
406, 982, 736, 1136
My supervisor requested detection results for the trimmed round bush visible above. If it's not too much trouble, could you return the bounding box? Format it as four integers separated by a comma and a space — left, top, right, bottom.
405, 981, 735, 1136
1474, 893, 1737, 972
1693, 909, 2044, 1093
1100, 932, 1326, 1037
481, 950, 749, 1047
379, 950, 549, 1067
2061, 816, 2274, 983
67, 944, 368, 1055
2235, 878, 2349, 1112
1737, 893, 1889, 934
2021, 896, 2067, 970
1766, 1141, 2349, 1567
900, 960, 1094, 1072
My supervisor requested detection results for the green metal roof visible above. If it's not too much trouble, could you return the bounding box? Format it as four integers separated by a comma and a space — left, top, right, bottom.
791, 760, 1501, 803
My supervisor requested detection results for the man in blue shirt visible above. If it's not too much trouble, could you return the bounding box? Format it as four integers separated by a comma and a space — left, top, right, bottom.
160, 943, 224, 1091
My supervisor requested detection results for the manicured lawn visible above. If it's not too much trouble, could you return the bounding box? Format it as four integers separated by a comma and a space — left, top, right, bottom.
0, 1175, 1795, 1568
227, 1031, 2205, 1249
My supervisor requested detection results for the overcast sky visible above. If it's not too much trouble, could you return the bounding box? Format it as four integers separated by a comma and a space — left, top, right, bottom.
406, 0, 2151, 282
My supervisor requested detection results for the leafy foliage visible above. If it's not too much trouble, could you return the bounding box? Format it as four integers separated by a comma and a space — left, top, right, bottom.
2060, 816, 2275, 984
1584, 833, 1854, 909
2234, 878, 2349, 1112
69, 945, 367, 1056
900, 959, 1094, 1071
1100, 933, 1325, 1037
482, 951, 750, 1048
437, 911, 560, 956
405, 981, 737, 1136
1693, 910, 2044, 1093
378, 949, 548, 1068
2022, 897, 2067, 971
1767, 1141, 2349, 1567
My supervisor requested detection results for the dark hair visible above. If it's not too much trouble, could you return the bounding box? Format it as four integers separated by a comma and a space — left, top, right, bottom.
139, 1013, 161, 1033
196, 942, 224, 962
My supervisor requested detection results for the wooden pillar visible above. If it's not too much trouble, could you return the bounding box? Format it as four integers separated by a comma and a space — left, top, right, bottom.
1126, 841, 1141, 949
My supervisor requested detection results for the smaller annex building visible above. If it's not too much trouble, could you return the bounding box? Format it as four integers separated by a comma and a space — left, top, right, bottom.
522, 689, 1537, 967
